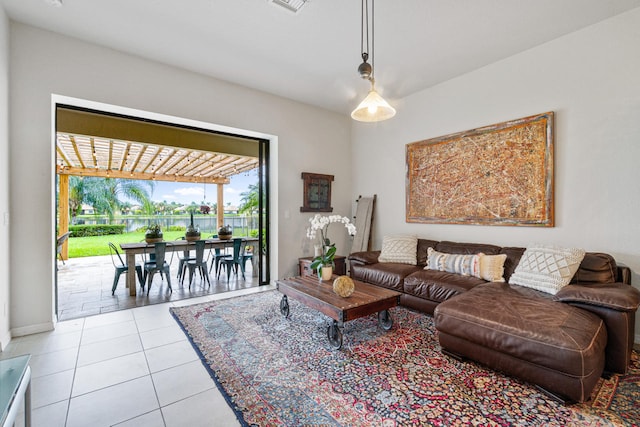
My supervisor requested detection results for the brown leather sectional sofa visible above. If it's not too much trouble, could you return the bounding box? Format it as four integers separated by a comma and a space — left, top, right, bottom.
348, 239, 640, 403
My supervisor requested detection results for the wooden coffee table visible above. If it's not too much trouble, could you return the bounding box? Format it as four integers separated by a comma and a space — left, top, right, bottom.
276, 275, 401, 350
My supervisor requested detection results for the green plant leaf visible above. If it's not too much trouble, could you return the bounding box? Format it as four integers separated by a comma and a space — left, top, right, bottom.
325, 246, 336, 258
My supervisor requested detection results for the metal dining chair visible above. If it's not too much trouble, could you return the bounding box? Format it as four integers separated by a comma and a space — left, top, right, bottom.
207, 235, 228, 276
108, 242, 145, 295
217, 238, 248, 280
56, 232, 71, 265
241, 245, 254, 276
176, 237, 196, 281
182, 239, 210, 288
143, 242, 173, 294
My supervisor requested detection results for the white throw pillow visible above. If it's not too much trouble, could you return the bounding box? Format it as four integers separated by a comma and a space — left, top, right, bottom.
509, 245, 586, 294
477, 253, 507, 282
425, 247, 480, 277
378, 235, 418, 265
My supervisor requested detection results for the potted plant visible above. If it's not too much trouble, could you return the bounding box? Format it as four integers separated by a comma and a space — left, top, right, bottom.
218, 224, 233, 240
310, 245, 337, 281
306, 214, 356, 280
145, 223, 163, 243
185, 212, 201, 241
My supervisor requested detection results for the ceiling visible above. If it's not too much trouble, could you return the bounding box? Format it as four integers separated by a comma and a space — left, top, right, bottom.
55, 107, 260, 183
2, 0, 640, 115
56, 133, 259, 184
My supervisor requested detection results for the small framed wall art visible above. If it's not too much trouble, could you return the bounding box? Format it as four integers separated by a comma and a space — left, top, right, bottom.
300, 172, 334, 212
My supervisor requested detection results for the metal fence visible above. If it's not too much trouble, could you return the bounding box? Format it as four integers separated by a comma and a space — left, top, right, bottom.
75, 215, 259, 236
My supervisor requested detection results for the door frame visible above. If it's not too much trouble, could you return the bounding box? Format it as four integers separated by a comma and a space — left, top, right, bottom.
51, 94, 278, 318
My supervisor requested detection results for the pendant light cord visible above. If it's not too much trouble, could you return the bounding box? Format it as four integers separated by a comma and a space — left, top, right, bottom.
360, 0, 369, 60
371, 0, 374, 81
360, 0, 375, 81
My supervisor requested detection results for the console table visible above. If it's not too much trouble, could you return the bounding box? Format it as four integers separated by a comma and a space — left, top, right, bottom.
298, 255, 346, 277
0, 354, 31, 427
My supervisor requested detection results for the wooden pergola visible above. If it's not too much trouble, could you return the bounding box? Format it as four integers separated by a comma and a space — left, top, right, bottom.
56, 132, 259, 260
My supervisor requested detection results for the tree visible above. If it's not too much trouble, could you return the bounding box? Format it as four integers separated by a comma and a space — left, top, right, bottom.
80, 177, 155, 222
120, 201, 132, 215
186, 202, 199, 215
238, 184, 259, 215
155, 200, 169, 216
68, 176, 85, 224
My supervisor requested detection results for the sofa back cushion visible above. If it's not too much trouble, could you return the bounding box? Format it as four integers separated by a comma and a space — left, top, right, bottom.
498, 248, 617, 285
571, 252, 617, 285
435, 241, 502, 256
417, 239, 440, 266
500, 247, 526, 282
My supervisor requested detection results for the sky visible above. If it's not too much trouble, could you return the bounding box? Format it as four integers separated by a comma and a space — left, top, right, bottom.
149, 169, 257, 208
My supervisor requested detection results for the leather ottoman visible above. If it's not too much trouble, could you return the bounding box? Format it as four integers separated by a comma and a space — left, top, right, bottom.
434, 282, 607, 403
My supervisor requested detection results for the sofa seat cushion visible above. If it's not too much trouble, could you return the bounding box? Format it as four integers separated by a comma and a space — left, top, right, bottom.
434, 282, 606, 379
350, 263, 421, 292
404, 270, 486, 303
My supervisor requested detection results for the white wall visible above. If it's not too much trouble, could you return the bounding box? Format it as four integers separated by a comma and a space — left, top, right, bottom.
8, 23, 352, 335
0, 7, 9, 350
352, 8, 640, 342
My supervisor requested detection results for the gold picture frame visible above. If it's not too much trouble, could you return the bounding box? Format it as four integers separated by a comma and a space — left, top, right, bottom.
406, 112, 554, 226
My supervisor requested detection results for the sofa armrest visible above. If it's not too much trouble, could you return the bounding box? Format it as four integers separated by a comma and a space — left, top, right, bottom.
618, 266, 632, 285
348, 251, 381, 266
554, 283, 640, 312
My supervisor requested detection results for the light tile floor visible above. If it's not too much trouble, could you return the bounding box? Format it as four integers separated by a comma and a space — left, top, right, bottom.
1, 285, 276, 427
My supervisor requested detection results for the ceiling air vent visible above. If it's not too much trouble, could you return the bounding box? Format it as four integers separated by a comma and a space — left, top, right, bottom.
269, 0, 307, 14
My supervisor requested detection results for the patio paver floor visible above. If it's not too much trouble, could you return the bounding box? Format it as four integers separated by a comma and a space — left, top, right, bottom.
56, 253, 259, 321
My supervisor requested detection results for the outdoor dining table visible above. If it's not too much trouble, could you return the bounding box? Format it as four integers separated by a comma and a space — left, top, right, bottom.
119, 237, 259, 296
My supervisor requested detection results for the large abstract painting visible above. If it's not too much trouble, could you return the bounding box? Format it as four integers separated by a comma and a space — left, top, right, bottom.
406, 112, 554, 226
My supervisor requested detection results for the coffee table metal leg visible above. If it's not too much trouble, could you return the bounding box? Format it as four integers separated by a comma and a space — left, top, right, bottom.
327, 320, 343, 350
280, 295, 290, 318
378, 309, 393, 331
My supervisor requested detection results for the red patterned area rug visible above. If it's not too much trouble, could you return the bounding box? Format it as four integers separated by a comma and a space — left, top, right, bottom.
170, 291, 640, 426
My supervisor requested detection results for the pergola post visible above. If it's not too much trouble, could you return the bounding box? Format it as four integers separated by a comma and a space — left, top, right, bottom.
217, 183, 224, 230
58, 174, 70, 260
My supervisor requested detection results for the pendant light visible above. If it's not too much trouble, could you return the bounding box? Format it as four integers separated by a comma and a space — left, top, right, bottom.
351, 0, 396, 122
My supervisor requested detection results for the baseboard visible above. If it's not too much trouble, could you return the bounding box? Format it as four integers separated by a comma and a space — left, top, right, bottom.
11, 321, 54, 338
0, 330, 11, 352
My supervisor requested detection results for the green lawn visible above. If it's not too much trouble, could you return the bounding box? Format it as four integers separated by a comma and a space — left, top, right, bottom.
67, 231, 251, 258
67, 231, 212, 258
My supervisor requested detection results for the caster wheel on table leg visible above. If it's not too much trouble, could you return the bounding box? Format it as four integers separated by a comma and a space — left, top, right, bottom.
327, 321, 343, 350
378, 309, 393, 331
280, 295, 290, 318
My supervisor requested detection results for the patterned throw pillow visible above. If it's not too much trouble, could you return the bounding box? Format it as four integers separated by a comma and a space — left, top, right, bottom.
477, 253, 507, 282
509, 245, 586, 294
425, 247, 480, 277
378, 235, 418, 265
